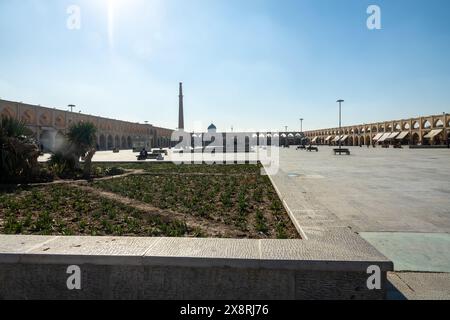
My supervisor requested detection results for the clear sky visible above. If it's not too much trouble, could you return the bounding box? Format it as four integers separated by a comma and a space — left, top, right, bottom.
0, 0, 449, 132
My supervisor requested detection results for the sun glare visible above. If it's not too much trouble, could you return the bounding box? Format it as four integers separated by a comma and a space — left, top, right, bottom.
107, 0, 118, 47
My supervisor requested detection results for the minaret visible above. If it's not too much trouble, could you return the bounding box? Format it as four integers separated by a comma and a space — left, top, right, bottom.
178, 82, 184, 130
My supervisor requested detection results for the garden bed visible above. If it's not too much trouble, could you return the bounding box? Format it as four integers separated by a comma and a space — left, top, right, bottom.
0, 163, 299, 239
0, 184, 191, 237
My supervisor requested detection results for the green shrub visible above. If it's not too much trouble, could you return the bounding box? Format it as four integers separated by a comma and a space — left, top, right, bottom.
104, 166, 126, 176
0, 115, 41, 183
49, 152, 78, 178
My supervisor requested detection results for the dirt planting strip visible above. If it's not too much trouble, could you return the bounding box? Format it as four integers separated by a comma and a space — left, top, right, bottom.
71, 183, 244, 238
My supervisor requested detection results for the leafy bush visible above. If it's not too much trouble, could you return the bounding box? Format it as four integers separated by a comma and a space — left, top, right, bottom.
67, 122, 97, 179
0, 115, 41, 183
49, 152, 78, 178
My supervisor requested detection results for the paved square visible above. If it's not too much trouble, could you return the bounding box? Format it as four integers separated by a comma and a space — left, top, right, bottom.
277, 146, 450, 233
274, 146, 450, 276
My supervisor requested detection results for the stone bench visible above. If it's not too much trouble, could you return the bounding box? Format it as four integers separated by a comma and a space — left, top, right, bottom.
0, 235, 392, 300
333, 148, 350, 155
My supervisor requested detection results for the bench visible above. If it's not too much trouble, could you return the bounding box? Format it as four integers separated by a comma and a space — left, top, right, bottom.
306, 146, 318, 152
136, 153, 164, 161
333, 148, 350, 155
296, 145, 306, 150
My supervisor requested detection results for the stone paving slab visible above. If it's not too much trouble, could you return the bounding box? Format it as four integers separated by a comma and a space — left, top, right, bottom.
27, 236, 160, 256
388, 272, 450, 300
360, 232, 450, 272
143, 238, 261, 268
0, 236, 140, 266
0, 235, 58, 253
0, 235, 392, 272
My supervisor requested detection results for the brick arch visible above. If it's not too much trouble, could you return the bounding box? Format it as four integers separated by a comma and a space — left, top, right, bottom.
435, 119, 444, 128
431, 133, 443, 145
423, 120, 432, 129
1, 106, 15, 118
55, 114, 65, 128
114, 135, 120, 148
107, 135, 114, 150
39, 111, 52, 126
348, 136, 354, 146
21, 109, 35, 124
99, 134, 107, 150
411, 132, 420, 145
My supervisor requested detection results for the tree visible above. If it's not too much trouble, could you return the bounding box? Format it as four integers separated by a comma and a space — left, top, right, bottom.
0, 115, 40, 183
66, 122, 97, 179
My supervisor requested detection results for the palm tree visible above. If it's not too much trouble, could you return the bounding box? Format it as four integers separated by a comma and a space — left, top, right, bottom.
66, 122, 97, 179
0, 115, 40, 183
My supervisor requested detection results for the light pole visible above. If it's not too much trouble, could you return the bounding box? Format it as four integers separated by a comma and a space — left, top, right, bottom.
68, 104, 75, 113
284, 126, 288, 147
299, 118, 304, 146
337, 100, 344, 149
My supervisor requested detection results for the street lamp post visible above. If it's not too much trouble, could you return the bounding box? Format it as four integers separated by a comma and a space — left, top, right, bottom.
66, 104, 76, 135
284, 126, 288, 147
337, 100, 344, 150
300, 118, 304, 146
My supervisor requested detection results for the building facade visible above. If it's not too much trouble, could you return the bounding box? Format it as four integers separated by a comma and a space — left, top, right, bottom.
0, 99, 173, 152
304, 113, 450, 146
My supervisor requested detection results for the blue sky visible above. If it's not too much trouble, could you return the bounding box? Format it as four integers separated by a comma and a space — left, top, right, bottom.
0, 0, 449, 132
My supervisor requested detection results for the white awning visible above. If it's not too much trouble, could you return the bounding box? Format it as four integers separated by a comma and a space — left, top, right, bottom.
333, 135, 342, 142
339, 135, 349, 142
387, 132, 399, 140
395, 131, 409, 140
378, 133, 391, 142
373, 133, 384, 141
424, 129, 443, 139
311, 136, 318, 143
325, 136, 333, 141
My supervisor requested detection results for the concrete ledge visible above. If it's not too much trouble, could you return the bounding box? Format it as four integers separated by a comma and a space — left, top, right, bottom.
409, 145, 449, 149
0, 235, 392, 300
